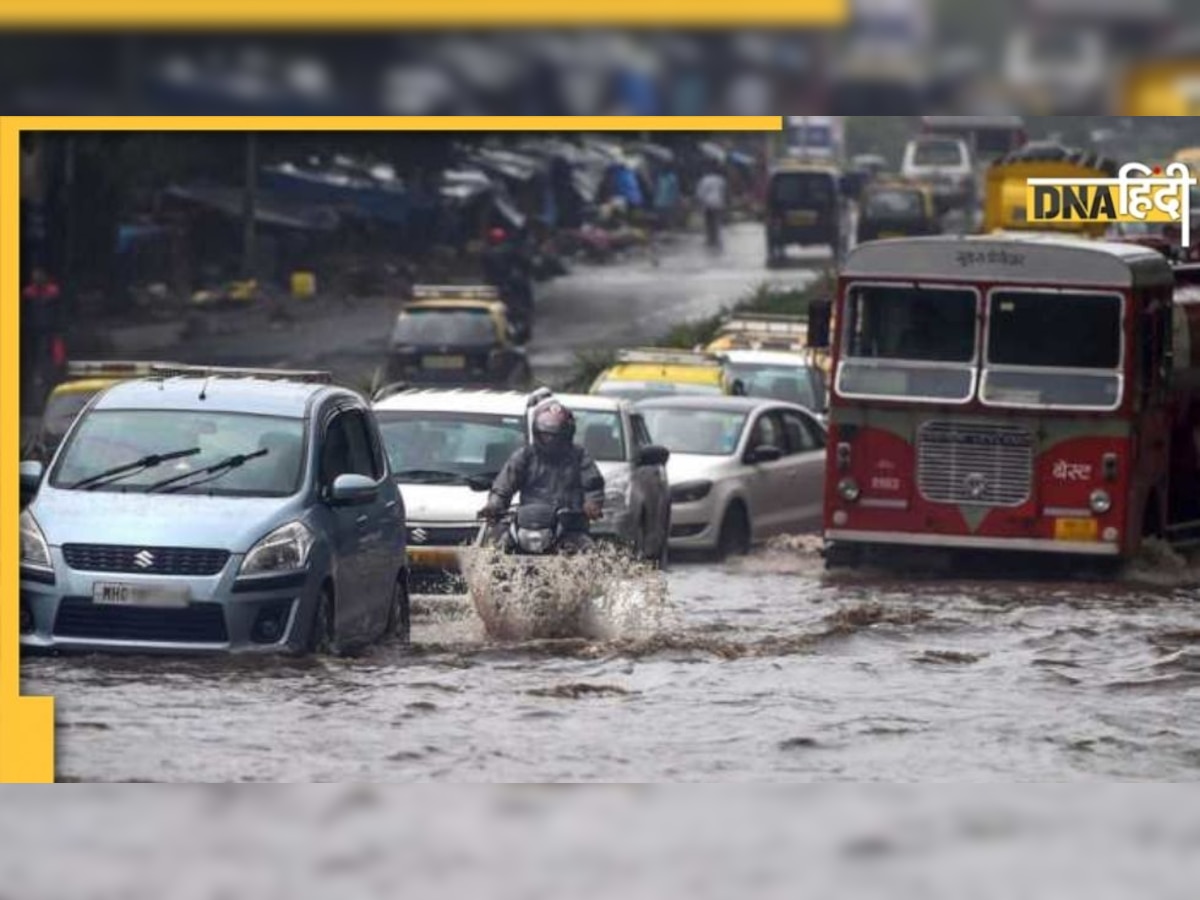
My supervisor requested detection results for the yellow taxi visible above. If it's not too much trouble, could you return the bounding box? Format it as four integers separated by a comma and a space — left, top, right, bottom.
705, 313, 832, 378
379, 286, 532, 390
590, 349, 727, 401
24, 361, 175, 463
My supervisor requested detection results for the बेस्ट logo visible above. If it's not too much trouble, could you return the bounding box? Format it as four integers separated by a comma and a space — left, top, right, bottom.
1025, 162, 1198, 246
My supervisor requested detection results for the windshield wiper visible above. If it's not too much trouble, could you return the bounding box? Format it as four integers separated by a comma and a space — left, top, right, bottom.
69, 447, 201, 491
391, 469, 470, 485
146, 448, 269, 494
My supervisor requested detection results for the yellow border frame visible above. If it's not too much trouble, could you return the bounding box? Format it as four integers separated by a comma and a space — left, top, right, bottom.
1, 0, 846, 26
1, 114, 781, 782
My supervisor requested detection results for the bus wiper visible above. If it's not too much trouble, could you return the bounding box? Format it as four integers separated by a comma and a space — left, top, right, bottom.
391, 469, 468, 484
70, 447, 201, 490
146, 449, 269, 494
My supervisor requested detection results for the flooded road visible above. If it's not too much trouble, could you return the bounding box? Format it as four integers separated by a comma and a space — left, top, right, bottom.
25, 541, 1200, 782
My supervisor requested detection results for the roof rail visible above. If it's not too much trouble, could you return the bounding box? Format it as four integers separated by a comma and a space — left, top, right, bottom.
615, 348, 721, 367
411, 284, 500, 301
147, 363, 332, 383
66, 360, 180, 378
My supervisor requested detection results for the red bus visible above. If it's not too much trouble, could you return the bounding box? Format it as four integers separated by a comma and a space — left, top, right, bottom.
822, 234, 1199, 566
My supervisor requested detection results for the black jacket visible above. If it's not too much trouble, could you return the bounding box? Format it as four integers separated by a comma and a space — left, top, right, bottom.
486, 444, 605, 513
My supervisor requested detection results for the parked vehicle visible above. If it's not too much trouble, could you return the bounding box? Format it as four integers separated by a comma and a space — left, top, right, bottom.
765, 161, 844, 266
551, 393, 672, 564
716, 350, 828, 419
590, 349, 727, 401
371, 387, 532, 589
856, 181, 940, 243
19, 364, 409, 654
378, 287, 532, 391
900, 136, 974, 214
637, 396, 827, 558
823, 234, 1186, 568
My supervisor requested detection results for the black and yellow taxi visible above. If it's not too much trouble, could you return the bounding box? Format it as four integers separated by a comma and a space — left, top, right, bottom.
379, 286, 532, 391
856, 180, 939, 244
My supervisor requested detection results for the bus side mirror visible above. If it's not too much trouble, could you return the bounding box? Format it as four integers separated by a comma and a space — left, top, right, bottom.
807, 299, 832, 348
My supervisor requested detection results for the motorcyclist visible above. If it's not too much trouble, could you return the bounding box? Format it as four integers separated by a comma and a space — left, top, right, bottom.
481, 226, 534, 341
478, 400, 605, 551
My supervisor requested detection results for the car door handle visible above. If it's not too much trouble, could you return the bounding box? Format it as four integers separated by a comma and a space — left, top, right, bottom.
356, 514, 370, 528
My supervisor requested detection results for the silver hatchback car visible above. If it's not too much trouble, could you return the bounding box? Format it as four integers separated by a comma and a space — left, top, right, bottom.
19, 366, 408, 655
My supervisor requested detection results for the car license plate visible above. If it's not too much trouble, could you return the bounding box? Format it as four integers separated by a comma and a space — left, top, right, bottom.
1054, 518, 1098, 542
787, 211, 817, 225
92, 582, 189, 608
422, 355, 466, 370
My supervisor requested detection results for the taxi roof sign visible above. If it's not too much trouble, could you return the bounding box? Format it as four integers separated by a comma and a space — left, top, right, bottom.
412, 284, 500, 301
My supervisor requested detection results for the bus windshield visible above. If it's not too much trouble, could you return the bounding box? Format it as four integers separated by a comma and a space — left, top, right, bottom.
837, 285, 978, 403
982, 290, 1123, 410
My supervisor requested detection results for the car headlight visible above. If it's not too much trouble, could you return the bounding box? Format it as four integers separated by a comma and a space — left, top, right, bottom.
1089, 489, 1112, 514
240, 521, 315, 575
671, 480, 713, 503
19, 509, 52, 571
604, 471, 632, 512
838, 477, 861, 502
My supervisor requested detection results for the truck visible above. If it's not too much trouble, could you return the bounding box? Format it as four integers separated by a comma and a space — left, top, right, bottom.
822, 233, 1200, 567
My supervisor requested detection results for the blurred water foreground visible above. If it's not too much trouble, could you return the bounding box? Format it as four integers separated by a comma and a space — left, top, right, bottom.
2, 786, 1199, 898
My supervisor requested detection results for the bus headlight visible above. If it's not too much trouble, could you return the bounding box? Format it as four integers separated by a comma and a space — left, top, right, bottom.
838, 477, 860, 502
1089, 489, 1112, 514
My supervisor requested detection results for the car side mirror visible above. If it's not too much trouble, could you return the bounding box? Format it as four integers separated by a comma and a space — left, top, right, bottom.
637, 445, 670, 467
747, 444, 783, 464
329, 473, 378, 506
20, 460, 44, 493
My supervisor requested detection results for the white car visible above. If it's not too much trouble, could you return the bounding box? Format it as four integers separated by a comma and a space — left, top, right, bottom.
636, 396, 827, 557
716, 349, 828, 420
900, 136, 974, 212
549, 393, 672, 565
372, 388, 532, 588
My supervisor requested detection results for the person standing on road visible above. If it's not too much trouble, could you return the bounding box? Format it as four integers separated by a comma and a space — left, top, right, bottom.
695, 166, 728, 250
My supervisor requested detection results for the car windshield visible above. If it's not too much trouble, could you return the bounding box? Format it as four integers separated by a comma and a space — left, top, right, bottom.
42, 389, 99, 443
769, 172, 836, 207
392, 310, 497, 347
640, 407, 747, 457
50, 410, 305, 496
864, 189, 923, 218
724, 363, 821, 409
982, 290, 1122, 410
376, 410, 525, 482
912, 140, 965, 167
593, 380, 724, 401
837, 285, 978, 403
573, 409, 626, 462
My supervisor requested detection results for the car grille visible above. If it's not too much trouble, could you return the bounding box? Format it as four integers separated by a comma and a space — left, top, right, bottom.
62, 544, 230, 576
917, 421, 1034, 508
407, 526, 479, 547
53, 598, 229, 644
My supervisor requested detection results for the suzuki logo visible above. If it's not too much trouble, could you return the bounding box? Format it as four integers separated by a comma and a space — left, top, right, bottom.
133, 550, 155, 569
410, 528, 428, 544
964, 473, 988, 499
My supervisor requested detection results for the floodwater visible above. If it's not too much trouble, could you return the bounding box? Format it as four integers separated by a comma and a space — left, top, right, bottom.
22, 538, 1200, 782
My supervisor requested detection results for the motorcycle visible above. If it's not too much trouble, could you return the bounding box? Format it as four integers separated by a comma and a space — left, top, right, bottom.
466, 493, 602, 640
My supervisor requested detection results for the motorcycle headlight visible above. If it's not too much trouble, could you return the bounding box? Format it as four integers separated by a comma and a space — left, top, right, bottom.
19, 509, 52, 571
671, 480, 713, 503
1089, 489, 1112, 514
240, 521, 315, 576
517, 528, 553, 553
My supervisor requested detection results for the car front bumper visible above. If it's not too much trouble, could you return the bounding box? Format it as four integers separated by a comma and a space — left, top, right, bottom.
667, 497, 722, 551
19, 548, 322, 654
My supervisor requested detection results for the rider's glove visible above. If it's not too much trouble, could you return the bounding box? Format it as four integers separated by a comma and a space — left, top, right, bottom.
584, 500, 603, 521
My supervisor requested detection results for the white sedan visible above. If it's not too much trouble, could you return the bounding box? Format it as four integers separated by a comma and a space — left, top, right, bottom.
636, 396, 827, 558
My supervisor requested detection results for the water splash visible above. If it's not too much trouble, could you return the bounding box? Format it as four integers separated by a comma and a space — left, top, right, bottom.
460, 542, 674, 643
